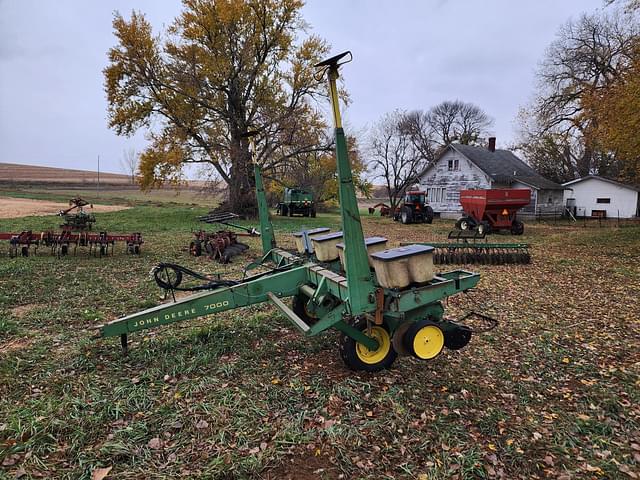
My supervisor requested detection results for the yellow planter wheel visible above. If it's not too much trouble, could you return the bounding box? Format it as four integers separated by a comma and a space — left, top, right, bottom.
339, 319, 397, 372
404, 320, 445, 360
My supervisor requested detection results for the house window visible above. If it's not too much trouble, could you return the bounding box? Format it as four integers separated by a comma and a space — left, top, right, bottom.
596, 198, 611, 204
447, 159, 460, 171
447, 160, 453, 171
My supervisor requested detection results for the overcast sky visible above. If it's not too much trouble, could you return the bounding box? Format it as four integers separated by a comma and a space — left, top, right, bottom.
0, 0, 605, 175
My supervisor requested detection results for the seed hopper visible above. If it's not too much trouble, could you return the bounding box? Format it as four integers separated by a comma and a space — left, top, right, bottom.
96, 52, 488, 371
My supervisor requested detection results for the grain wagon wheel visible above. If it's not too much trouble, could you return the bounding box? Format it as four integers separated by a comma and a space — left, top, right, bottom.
340, 318, 397, 372
457, 217, 471, 230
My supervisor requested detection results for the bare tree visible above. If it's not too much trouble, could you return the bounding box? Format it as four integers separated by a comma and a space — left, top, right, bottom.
368, 111, 429, 213
120, 148, 138, 184
427, 100, 493, 147
398, 110, 438, 163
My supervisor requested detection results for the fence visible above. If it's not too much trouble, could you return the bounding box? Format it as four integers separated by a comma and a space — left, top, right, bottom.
520, 207, 640, 228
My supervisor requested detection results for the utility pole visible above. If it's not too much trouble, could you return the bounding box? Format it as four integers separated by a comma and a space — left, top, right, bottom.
97, 155, 100, 200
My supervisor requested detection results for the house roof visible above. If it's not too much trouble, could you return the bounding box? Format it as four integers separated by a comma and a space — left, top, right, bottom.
420, 144, 565, 190
562, 175, 640, 192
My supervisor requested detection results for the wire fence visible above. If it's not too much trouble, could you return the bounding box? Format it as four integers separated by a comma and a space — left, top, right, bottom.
520, 208, 640, 228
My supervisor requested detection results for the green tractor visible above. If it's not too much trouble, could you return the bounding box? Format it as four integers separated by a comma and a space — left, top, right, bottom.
276, 187, 316, 217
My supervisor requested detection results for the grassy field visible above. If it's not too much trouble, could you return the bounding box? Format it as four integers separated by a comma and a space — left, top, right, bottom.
1, 197, 639, 479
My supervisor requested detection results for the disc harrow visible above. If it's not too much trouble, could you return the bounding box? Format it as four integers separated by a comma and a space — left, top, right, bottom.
402, 230, 530, 265
189, 230, 249, 263
428, 242, 530, 265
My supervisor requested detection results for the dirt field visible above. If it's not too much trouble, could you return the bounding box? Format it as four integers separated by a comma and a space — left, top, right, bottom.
0, 196, 128, 218
0, 162, 132, 185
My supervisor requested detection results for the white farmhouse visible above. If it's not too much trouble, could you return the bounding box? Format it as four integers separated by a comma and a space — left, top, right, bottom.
562, 176, 639, 218
416, 138, 565, 216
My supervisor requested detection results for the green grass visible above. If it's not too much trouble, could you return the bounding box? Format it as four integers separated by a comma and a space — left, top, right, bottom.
0, 202, 639, 479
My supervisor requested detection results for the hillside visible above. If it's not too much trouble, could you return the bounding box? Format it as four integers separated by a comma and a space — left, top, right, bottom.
0, 162, 132, 185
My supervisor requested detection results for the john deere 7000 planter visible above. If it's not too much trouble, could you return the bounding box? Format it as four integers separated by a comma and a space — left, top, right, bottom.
97, 52, 482, 371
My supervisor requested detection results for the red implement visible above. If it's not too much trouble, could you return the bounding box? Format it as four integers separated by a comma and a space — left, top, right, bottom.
458, 189, 531, 235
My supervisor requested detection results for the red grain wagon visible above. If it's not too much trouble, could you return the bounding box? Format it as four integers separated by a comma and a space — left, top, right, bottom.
456, 189, 531, 235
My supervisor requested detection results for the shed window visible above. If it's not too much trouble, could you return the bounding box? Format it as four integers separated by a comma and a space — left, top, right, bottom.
596, 198, 611, 204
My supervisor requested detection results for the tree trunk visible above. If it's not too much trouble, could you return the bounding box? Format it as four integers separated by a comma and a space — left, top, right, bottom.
227, 135, 258, 218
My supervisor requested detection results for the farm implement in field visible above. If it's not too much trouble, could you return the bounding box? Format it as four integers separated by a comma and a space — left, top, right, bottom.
97, 52, 491, 371
0, 197, 143, 257
403, 230, 531, 265
455, 189, 531, 235
0, 230, 144, 257
191, 211, 258, 262
188, 230, 249, 263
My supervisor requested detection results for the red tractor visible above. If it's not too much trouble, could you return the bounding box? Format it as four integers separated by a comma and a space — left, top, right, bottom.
456, 189, 531, 235
393, 190, 434, 224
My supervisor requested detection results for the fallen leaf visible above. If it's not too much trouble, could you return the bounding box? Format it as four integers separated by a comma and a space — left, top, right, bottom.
92, 467, 112, 480
147, 437, 162, 450
195, 419, 209, 429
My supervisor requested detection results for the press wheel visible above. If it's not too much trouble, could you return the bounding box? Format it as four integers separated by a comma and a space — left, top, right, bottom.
340, 319, 397, 372
444, 324, 472, 350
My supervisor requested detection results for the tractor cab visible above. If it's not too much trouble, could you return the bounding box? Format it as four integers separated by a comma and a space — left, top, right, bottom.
393, 190, 434, 224
405, 191, 426, 205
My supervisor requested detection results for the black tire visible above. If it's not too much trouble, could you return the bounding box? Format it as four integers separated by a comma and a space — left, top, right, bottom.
134, 245, 140, 255
423, 206, 434, 224
400, 207, 413, 225
61, 244, 69, 256
281, 205, 288, 217
457, 217, 471, 231
288, 205, 293, 217
21, 246, 29, 257
339, 318, 397, 372
292, 295, 319, 326
310, 208, 316, 218
477, 222, 490, 236
511, 220, 524, 235
189, 240, 202, 257
99, 245, 106, 256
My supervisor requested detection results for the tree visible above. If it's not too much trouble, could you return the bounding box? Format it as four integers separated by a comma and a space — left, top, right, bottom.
517, 10, 638, 180
368, 111, 429, 214
104, 0, 331, 215
120, 148, 138, 184
426, 100, 493, 147
583, 49, 640, 182
272, 130, 370, 205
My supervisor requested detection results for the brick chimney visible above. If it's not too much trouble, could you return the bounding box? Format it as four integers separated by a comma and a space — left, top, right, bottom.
488, 137, 496, 152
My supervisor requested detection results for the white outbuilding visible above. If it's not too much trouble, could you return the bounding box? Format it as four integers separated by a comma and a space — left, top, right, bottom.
562, 175, 639, 218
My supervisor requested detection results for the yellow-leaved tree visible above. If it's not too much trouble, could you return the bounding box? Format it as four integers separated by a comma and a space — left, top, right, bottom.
104, 0, 337, 215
